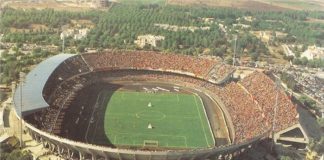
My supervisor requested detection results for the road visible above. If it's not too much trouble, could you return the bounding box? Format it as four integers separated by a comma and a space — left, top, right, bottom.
0, 0, 11, 9
273, 73, 322, 106
282, 44, 295, 57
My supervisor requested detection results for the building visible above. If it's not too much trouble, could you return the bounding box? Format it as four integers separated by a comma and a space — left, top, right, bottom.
60, 29, 75, 40
301, 45, 324, 60
154, 24, 210, 32
200, 17, 215, 24
60, 28, 89, 40
94, 0, 108, 8
134, 35, 165, 48
254, 31, 287, 43
233, 23, 251, 29
74, 28, 90, 40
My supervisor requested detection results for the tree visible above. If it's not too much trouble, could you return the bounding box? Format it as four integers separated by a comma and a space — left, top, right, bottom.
250, 52, 260, 61
225, 57, 233, 65
318, 118, 324, 128
298, 96, 317, 109
284, 55, 294, 61
293, 58, 302, 65
280, 156, 293, 160
301, 57, 309, 65
210, 48, 224, 58
32, 47, 42, 55
77, 45, 86, 53
0, 91, 7, 102
1, 149, 33, 160
280, 73, 298, 91
295, 51, 301, 58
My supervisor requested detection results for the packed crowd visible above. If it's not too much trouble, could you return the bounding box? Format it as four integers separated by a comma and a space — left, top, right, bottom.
43, 56, 90, 101
30, 53, 298, 145
202, 82, 269, 143
81, 51, 233, 82
37, 76, 88, 133
78, 70, 286, 143
240, 71, 298, 132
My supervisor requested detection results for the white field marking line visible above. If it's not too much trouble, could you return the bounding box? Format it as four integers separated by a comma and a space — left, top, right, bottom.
84, 91, 102, 143
91, 95, 105, 142
108, 113, 197, 123
114, 133, 187, 147
138, 98, 178, 102
108, 113, 138, 116
195, 93, 216, 146
114, 135, 117, 144
204, 93, 226, 144
133, 95, 179, 103
109, 112, 166, 118
193, 95, 210, 147
121, 92, 125, 99
108, 113, 198, 122
165, 115, 198, 119
91, 114, 100, 142
113, 132, 186, 139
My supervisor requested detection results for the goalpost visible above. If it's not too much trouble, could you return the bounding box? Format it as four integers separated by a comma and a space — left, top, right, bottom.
143, 140, 159, 147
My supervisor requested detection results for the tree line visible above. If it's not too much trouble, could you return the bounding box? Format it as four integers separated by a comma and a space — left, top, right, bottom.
0, 4, 323, 61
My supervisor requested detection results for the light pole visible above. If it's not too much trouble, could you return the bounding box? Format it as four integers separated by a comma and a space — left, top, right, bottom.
271, 77, 280, 152
233, 35, 237, 67
19, 72, 25, 148
62, 34, 65, 53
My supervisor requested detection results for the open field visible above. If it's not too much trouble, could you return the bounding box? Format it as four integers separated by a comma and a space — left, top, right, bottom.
258, 0, 324, 11
102, 91, 215, 149
167, 0, 324, 11
3, 0, 96, 11
306, 18, 324, 24
117, 0, 166, 4
2, 0, 323, 11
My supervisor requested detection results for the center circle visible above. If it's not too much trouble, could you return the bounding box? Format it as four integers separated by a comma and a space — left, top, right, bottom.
136, 110, 166, 121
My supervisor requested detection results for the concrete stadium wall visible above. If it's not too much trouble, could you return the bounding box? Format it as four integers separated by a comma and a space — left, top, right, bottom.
22, 111, 269, 160
92, 67, 231, 85
16, 61, 260, 160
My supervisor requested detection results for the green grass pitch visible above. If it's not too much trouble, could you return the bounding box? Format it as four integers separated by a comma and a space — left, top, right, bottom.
103, 91, 215, 149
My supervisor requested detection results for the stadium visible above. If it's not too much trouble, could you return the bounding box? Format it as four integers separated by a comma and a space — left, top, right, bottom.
12, 51, 307, 160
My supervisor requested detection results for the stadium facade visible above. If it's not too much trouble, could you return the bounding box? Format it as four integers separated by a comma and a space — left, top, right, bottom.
12, 51, 308, 160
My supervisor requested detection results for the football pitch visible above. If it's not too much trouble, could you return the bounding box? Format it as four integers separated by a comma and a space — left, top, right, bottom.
103, 91, 215, 149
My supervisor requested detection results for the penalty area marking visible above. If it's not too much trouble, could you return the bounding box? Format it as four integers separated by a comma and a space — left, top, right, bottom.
135, 110, 166, 121
193, 95, 211, 147
113, 133, 187, 148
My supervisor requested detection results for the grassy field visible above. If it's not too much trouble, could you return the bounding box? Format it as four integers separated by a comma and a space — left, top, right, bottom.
103, 91, 215, 149
117, 0, 166, 4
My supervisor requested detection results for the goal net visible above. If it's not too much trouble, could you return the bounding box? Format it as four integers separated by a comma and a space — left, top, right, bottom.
143, 140, 159, 147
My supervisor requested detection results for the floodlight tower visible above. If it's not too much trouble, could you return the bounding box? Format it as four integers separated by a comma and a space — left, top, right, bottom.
62, 35, 65, 53
233, 35, 237, 66
271, 77, 280, 151
19, 72, 26, 148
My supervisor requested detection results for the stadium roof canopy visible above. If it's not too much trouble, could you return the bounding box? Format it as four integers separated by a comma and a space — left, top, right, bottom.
13, 54, 74, 117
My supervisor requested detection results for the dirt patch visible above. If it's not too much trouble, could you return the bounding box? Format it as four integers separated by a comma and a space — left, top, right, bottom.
167, 0, 291, 11
70, 19, 95, 28
306, 18, 324, 24
259, 0, 324, 11
6, 0, 95, 11
238, 0, 290, 11
167, 0, 324, 11
9, 24, 58, 33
